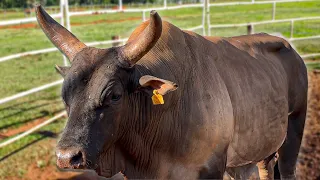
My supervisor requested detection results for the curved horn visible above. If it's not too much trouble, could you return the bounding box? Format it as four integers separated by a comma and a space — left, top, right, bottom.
35, 5, 86, 62
120, 10, 162, 66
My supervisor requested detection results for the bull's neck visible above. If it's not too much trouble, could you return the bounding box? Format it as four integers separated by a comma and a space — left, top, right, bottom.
116, 63, 184, 174
115, 30, 194, 174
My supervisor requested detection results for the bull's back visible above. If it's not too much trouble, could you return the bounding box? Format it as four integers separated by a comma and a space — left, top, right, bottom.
225, 33, 307, 113
203, 34, 307, 166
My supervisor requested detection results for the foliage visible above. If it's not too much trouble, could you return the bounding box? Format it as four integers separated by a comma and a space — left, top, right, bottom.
0, 0, 166, 8
0, 0, 59, 8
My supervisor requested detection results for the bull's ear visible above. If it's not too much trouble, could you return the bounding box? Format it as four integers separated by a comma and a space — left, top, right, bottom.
139, 75, 178, 95
55, 65, 70, 77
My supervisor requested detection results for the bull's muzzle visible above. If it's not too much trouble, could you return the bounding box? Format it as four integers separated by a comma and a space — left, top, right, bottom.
56, 147, 86, 169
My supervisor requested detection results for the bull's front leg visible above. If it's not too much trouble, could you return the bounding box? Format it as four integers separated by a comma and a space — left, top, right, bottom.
225, 153, 279, 180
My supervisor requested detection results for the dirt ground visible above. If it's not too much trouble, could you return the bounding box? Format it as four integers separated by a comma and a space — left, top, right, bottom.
0, 116, 51, 140
296, 70, 320, 179
2, 71, 320, 179
3, 137, 104, 180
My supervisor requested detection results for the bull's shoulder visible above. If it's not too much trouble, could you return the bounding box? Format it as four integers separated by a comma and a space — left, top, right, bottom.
226, 33, 292, 52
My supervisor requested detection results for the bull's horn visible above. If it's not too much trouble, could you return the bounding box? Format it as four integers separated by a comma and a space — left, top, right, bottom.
120, 10, 162, 66
35, 5, 86, 62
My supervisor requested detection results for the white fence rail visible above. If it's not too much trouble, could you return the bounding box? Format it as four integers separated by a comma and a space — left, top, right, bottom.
207, 0, 320, 58
0, 13, 62, 26
208, 0, 312, 8
0, 80, 63, 105
208, 16, 320, 40
0, 47, 58, 63
68, 4, 204, 16
301, 53, 320, 59
0, 0, 320, 148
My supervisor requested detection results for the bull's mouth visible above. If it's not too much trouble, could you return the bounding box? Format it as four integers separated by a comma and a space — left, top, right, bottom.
56, 158, 99, 170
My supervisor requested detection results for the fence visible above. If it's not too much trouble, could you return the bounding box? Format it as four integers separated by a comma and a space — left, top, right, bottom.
0, 0, 319, 148
207, 0, 320, 58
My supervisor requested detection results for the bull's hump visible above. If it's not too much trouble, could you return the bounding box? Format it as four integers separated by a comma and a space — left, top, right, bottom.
227, 33, 291, 52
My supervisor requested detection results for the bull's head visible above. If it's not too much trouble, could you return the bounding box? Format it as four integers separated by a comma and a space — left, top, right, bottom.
35, 6, 178, 170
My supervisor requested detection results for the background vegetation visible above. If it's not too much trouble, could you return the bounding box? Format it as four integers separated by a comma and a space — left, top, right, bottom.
0, 0, 203, 9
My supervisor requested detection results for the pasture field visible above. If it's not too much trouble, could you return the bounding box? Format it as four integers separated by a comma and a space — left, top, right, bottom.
0, 0, 292, 21
0, 8, 60, 20
0, 1, 320, 179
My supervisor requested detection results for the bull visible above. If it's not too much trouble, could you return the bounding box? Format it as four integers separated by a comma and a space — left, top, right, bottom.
36, 6, 307, 179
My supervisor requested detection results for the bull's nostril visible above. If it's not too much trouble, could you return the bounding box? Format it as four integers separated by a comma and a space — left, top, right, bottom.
56, 148, 86, 169
70, 151, 83, 166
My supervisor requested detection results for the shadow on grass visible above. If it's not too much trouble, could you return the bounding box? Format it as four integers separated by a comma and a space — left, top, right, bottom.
0, 108, 64, 131
0, 99, 39, 112
0, 130, 59, 162
0, 100, 61, 122
0, 94, 60, 112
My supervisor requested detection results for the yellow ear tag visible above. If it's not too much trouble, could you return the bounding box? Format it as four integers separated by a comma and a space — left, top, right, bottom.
152, 90, 164, 105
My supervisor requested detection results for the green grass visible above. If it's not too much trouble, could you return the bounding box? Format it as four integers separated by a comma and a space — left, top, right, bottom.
306, 62, 320, 70
208, 1, 320, 55
0, 1, 320, 179
0, 10, 29, 20
0, 21, 57, 57
0, 52, 62, 98
0, 122, 65, 178
0, 8, 62, 20
0, 86, 64, 133
0, 86, 65, 179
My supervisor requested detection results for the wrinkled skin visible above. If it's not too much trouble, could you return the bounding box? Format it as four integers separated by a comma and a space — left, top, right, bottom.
36, 6, 307, 180
56, 47, 132, 168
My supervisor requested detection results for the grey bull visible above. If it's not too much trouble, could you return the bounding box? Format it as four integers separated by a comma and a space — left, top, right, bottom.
36, 6, 307, 179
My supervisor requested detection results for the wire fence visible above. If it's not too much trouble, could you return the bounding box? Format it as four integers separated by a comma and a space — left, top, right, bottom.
0, 0, 319, 148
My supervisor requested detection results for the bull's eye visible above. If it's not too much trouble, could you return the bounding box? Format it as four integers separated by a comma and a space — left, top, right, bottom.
111, 94, 122, 102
